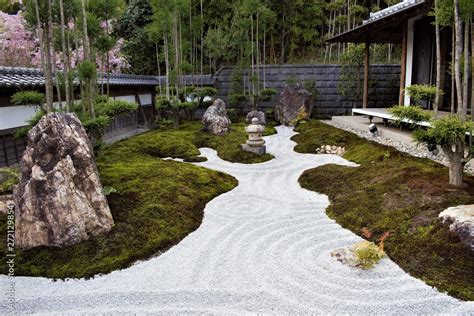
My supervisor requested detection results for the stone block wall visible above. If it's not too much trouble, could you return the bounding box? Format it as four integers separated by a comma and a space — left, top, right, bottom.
214, 64, 401, 117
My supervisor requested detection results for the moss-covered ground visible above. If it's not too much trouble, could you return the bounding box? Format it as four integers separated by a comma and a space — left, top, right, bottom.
0, 121, 275, 279
294, 120, 474, 301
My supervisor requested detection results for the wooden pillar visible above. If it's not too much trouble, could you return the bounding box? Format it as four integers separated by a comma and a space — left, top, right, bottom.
363, 42, 370, 108
399, 22, 408, 106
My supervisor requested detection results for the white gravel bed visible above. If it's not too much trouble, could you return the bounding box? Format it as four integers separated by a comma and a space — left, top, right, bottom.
321, 119, 474, 175
1, 126, 472, 314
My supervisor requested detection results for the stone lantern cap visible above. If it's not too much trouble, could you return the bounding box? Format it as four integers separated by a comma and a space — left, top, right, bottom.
245, 118, 265, 133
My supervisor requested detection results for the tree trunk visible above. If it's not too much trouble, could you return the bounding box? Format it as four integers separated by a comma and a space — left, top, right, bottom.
434, 0, 441, 114
106, 20, 110, 96
451, 27, 456, 113
106, 51, 110, 96
66, 29, 73, 106
173, 10, 180, 99
454, 0, 464, 119
163, 34, 170, 101
43, 0, 54, 113
263, 25, 266, 89
462, 21, 469, 119
80, 0, 94, 118
442, 140, 465, 187
471, 21, 474, 120
256, 12, 260, 96
34, 0, 51, 112
251, 15, 254, 96
200, 0, 203, 85
50, 0, 62, 112
59, 0, 71, 112
156, 44, 162, 96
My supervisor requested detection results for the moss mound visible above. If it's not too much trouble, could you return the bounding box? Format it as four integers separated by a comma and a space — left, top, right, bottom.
295, 120, 474, 301
152, 121, 276, 164
0, 123, 245, 279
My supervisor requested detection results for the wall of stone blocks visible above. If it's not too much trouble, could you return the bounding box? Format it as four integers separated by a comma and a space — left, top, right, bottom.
214, 64, 401, 117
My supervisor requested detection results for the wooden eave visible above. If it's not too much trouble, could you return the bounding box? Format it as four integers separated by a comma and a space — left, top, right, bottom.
326, 2, 431, 44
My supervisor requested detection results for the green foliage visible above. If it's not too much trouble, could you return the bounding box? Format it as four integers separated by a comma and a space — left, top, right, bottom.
156, 97, 171, 108
226, 108, 238, 122
304, 80, 319, 98
405, 84, 441, 104
102, 186, 118, 196
285, 75, 298, 87
389, 105, 433, 128
260, 88, 277, 100
0, 167, 19, 195
193, 87, 218, 99
228, 66, 246, 107
228, 94, 247, 107
95, 34, 115, 54
77, 61, 96, 80
82, 115, 110, 139
353, 241, 385, 269
295, 120, 474, 301
11, 91, 44, 107
97, 99, 138, 117
0, 0, 21, 13
414, 115, 474, 146
338, 44, 365, 98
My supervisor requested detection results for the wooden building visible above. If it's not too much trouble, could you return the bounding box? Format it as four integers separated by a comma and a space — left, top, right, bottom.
328, 0, 457, 111
0, 66, 158, 167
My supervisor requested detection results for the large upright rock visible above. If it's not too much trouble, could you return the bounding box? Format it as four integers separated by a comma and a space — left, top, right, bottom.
202, 99, 231, 135
274, 83, 311, 126
14, 113, 114, 249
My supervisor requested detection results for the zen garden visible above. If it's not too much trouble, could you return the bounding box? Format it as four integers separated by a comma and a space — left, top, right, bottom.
1, 0, 474, 314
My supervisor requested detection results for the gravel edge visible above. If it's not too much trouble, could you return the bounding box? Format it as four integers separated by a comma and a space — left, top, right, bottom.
320, 119, 474, 175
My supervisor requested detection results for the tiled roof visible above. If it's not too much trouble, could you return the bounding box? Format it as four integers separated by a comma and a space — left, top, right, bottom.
364, 0, 425, 24
0, 66, 159, 88
156, 74, 215, 86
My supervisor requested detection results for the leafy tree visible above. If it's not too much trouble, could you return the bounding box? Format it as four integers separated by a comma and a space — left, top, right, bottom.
390, 107, 472, 187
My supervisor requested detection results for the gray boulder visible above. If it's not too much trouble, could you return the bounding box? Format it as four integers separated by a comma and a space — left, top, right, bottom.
439, 205, 474, 251
202, 99, 231, 135
14, 113, 114, 249
275, 83, 311, 126
246, 110, 266, 125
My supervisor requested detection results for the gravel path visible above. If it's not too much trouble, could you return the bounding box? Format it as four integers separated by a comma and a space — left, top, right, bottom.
1, 126, 473, 314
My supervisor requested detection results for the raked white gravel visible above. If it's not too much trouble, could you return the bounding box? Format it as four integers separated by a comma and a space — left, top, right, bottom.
1, 125, 473, 314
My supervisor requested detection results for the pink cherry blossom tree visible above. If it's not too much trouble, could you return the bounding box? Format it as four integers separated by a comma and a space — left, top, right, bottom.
0, 10, 129, 72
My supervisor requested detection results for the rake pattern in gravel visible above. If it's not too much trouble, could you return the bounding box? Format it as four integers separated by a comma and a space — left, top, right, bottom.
2, 126, 473, 314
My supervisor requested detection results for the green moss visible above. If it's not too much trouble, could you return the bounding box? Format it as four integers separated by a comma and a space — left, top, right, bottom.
295, 120, 474, 301
0, 125, 240, 279
0, 167, 19, 195
152, 121, 276, 164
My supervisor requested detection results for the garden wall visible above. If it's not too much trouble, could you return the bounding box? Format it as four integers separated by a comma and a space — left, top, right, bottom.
213, 64, 401, 116
0, 110, 153, 168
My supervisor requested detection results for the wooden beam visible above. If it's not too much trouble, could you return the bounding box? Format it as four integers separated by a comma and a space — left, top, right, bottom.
363, 42, 370, 108
399, 21, 408, 105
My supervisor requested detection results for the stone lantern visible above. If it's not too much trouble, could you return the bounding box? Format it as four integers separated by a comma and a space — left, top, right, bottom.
241, 117, 266, 155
